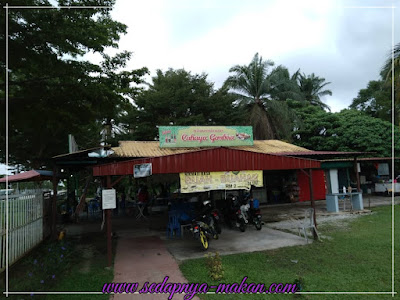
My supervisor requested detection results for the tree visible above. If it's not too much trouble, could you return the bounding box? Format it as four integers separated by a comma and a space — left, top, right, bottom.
224, 53, 301, 140
381, 42, 400, 82
381, 42, 400, 124
291, 101, 400, 157
126, 69, 243, 141
0, 0, 148, 168
297, 73, 332, 111
351, 43, 399, 125
350, 80, 392, 123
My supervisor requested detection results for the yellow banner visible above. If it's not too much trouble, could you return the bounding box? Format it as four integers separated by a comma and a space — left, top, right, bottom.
180, 170, 263, 193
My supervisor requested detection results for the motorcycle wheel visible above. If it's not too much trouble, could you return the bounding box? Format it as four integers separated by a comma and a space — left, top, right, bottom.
255, 222, 262, 231
199, 231, 209, 250
239, 220, 246, 232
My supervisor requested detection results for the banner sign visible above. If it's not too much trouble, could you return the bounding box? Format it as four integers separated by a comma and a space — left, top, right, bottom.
159, 126, 253, 148
134, 163, 152, 178
179, 170, 263, 193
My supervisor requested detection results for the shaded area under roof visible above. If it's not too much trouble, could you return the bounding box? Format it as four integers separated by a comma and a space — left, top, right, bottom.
53, 146, 111, 159
0, 170, 53, 183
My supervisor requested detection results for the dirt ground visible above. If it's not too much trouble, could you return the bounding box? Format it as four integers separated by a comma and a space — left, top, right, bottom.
262, 195, 399, 235
64, 195, 399, 238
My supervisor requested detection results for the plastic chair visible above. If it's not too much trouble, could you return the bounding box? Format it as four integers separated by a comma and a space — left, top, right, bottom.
297, 208, 319, 243
166, 210, 181, 238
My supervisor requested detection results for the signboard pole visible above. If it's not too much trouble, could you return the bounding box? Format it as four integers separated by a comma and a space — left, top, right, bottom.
106, 175, 112, 267
308, 169, 318, 240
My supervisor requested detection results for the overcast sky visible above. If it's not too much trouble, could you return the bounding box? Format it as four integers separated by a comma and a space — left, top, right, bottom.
91, 0, 399, 112
1, 0, 399, 175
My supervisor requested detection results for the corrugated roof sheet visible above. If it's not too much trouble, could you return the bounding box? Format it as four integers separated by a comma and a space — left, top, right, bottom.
94, 147, 320, 176
111, 140, 311, 158
0, 170, 54, 183
322, 157, 399, 162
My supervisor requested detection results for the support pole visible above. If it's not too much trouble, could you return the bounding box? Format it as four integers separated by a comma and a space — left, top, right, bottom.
106, 175, 112, 267
74, 174, 92, 222
354, 157, 361, 192
308, 169, 318, 239
51, 166, 58, 239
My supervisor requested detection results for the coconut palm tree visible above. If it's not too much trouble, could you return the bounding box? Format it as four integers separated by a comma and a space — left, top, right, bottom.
268, 66, 303, 102
297, 73, 332, 111
381, 43, 400, 125
381, 42, 400, 81
224, 53, 301, 140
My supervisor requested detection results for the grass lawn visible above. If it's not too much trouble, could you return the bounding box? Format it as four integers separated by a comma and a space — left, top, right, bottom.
180, 205, 399, 299
0, 231, 115, 300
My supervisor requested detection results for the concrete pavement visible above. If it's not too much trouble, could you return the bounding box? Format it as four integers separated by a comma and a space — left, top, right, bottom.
164, 226, 307, 261
111, 235, 199, 300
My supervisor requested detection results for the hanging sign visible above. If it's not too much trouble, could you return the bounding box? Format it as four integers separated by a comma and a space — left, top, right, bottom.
180, 170, 263, 193
159, 126, 253, 148
134, 163, 152, 178
102, 189, 116, 210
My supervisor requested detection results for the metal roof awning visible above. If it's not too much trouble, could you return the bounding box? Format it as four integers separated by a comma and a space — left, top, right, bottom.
0, 170, 54, 183
276, 151, 370, 156
93, 147, 321, 177
321, 157, 399, 162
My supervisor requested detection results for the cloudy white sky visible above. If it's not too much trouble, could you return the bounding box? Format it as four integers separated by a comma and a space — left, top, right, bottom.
95, 0, 399, 112
1, 0, 399, 175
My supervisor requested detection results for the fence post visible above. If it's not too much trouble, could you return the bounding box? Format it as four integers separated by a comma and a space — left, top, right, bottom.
52, 167, 58, 239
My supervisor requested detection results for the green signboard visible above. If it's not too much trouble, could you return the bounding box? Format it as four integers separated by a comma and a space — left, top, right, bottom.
159, 126, 253, 148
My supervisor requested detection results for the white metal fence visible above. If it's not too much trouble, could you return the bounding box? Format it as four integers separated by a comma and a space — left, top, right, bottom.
0, 192, 44, 272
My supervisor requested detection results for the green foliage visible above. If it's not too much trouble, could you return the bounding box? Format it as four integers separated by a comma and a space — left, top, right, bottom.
352, 43, 399, 125
1, 233, 115, 299
0, 0, 148, 168
205, 251, 224, 281
224, 53, 303, 140
128, 68, 243, 140
350, 80, 393, 123
291, 101, 400, 156
297, 73, 332, 111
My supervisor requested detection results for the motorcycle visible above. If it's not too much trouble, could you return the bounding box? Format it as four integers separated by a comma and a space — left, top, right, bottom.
238, 202, 250, 232
224, 195, 249, 232
190, 200, 220, 250
248, 198, 262, 230
211, 208, 222, 234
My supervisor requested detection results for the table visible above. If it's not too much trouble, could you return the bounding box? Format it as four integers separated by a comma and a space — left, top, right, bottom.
326, 192, 363, 212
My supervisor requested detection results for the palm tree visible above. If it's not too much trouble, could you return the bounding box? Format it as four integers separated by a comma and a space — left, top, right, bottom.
268, 66, 303, 101
381, 43, 400, 125
297, 73, 332, 111
381, 42, 400, 81
224, 53, 301, 140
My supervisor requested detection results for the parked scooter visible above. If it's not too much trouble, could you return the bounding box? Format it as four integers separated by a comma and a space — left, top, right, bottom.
224, 195, 249, 232
190, 200, 220, 250
247, 197, 262, 230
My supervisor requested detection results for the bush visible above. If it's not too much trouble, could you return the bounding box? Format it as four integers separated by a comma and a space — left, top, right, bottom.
205, 252, 224, 281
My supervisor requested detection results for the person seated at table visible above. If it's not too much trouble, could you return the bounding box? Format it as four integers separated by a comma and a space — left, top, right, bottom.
137, 185, 149, 216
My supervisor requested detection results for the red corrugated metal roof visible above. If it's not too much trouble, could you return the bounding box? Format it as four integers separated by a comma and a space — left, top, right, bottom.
93, 147, 321, 176
0, 170, 54, 183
